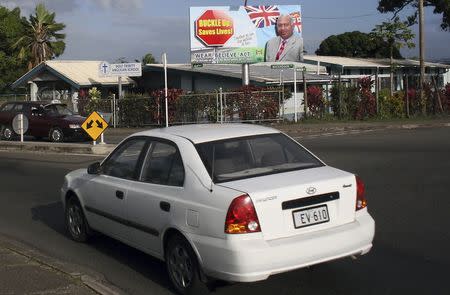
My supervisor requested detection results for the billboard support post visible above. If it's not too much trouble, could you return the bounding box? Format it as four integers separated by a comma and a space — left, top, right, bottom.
242, 63, 250, 86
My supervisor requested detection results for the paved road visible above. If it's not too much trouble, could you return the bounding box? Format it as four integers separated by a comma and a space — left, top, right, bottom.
0, 127, 449, 295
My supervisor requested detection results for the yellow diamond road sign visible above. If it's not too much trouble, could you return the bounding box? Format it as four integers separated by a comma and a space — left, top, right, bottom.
82, 111, 108, 141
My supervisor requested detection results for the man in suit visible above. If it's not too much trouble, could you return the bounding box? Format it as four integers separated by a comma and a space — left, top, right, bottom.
265, 15, 303, 62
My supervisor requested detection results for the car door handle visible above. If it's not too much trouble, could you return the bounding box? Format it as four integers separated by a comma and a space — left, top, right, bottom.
116, 190, 124, 200
160, 201, 170, 212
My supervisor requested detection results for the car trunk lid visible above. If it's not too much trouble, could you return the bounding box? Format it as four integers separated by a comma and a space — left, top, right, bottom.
218, 166, 357, 240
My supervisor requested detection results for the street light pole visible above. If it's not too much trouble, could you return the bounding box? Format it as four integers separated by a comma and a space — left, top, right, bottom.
419, 0, 425, 115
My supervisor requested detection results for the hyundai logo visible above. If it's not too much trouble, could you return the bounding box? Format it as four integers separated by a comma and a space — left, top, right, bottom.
306, 187, 317, 195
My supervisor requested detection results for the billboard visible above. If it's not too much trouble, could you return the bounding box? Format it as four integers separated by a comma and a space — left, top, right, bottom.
190, 5, 302, 64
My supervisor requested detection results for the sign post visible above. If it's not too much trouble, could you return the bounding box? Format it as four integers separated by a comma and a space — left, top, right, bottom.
12, 113, 29, 142
302, 66, 308, 119
162, 53, 168, 128
294, 69, 297, 122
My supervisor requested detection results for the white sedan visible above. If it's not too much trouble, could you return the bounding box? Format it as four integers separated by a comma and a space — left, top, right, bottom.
61, 124, 375, 295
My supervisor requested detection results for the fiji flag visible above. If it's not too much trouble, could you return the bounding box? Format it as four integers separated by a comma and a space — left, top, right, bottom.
245, 5, 280, 28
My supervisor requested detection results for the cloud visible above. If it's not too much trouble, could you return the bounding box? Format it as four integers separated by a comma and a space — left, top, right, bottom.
62, 14, 189, 63
0, 0, 143, 17
86, 0, 144, 13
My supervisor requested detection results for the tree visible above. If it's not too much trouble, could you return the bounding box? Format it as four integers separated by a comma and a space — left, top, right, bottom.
315, 31, 403, 58
0, 6, 28, 93
372, 17, 415, 96
14, 3, 66, 69
378, 0, 450, 31
142, 52, 157, 64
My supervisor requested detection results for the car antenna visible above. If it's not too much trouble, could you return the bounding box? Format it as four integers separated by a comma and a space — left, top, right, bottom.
210, 145, 215, 192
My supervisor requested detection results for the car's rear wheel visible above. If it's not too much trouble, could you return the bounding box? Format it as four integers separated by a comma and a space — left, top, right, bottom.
1, 125, 15, 140
65, 197, 90, 242
49, 127, 64, 142
166, 235, 209, 295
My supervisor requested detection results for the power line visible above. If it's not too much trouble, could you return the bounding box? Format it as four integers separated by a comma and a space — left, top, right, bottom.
303, 13, 378, 20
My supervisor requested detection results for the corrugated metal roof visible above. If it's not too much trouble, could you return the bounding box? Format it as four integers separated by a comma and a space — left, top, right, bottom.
304, 55, 390, 68
13, 60, 135, 89
365, 58, 450, 69
44, 60, 135, 86
305, 55, 450, 69
145, 62, 331, 84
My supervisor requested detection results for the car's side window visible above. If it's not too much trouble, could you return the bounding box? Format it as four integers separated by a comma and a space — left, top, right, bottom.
101, 138, 147, 180
0, 103, 14, 112
12, 104, 23, 112
140, 141, 184, 187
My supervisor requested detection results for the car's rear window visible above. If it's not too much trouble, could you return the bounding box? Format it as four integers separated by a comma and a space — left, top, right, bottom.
44, 104, 73, 116
195, 133, 324, 183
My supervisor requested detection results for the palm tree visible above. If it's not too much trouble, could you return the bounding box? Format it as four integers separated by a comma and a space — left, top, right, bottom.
14, 3, 66, 69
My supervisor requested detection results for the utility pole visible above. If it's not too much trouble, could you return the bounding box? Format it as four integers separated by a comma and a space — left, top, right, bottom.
419, 0, 425, 115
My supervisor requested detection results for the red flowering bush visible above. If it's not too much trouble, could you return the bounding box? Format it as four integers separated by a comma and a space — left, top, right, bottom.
356, 77, 376, 119
226, 85, 280, 121
443, 83, 450, 113
307, 86, 325, 118
149, 88, 184, 124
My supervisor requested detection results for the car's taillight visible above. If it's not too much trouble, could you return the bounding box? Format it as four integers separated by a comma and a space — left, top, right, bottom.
356, 175, 367, 211
225, 194, 261, 234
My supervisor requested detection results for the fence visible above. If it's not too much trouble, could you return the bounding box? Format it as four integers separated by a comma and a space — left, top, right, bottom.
0, 94, 28, 105
77, 89, 285, 127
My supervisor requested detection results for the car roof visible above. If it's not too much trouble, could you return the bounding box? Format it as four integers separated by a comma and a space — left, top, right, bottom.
133, 123, 281, 144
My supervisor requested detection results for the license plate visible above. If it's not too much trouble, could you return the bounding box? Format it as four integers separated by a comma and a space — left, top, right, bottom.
292, 205, 330, 229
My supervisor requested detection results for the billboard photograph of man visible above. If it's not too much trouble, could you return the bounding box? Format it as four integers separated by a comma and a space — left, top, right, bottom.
265, 14, 303, 62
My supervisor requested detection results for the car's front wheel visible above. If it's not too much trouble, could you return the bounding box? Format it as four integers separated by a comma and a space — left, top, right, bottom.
1, 125, 15, 140
166, 234, 209, 295
49, 127, 64, 142
65, 197, 90, 242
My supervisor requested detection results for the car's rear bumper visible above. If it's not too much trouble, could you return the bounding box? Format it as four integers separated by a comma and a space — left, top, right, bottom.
190, 209, 375, 282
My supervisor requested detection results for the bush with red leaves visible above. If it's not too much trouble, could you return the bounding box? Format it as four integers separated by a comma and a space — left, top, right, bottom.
356, 77, 376, 119
307, 86, 325, 118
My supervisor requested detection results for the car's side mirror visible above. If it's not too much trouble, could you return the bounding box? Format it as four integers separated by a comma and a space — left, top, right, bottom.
87, 162, 101, 175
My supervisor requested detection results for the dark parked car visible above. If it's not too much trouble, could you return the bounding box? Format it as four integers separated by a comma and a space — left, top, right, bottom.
0, 100, 89, 142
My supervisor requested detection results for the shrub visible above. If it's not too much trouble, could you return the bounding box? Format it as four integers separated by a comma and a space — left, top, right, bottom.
118, 95, 152, 126
443, 83, 450, 113
378, 89, 405, 118
149, 89, 184, 124
307, 86, 325, 118
356, 77, 376, 120
225, 85, 280, 121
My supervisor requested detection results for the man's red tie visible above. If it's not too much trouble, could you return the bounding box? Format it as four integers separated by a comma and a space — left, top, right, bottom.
275, 40, 287, 61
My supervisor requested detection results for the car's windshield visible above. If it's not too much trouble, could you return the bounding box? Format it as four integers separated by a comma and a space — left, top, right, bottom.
195, 133, 324, 183
44, 104, 73, 116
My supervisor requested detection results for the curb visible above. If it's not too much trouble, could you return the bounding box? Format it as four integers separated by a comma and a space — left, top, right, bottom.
0, 233, 126, 295
0, 141, 115, 156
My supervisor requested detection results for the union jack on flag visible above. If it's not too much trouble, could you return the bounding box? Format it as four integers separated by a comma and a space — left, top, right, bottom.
245, 5, 280, 28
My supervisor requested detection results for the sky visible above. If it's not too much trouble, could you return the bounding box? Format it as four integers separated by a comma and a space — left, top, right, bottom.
1, 0, 450, 63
